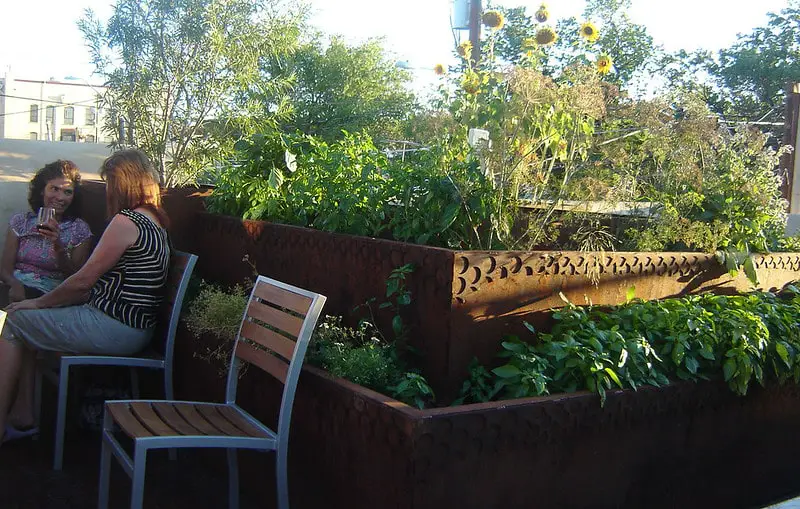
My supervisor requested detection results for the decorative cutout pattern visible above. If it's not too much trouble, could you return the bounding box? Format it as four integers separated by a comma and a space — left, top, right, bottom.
451, 252, 740, 295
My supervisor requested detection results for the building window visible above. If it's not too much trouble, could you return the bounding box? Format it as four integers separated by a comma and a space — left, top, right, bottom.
64, 106, 74, 125
60, 129, 76, 142
46, 106, 55, 123
85, 107, 96, 126
29, 132, 38, 140
30, 105, 39, 123
86, 134, 96, 143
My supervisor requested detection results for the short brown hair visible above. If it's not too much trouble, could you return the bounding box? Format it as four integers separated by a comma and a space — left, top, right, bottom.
28, 160, 82, 218
100, 149, 169, 228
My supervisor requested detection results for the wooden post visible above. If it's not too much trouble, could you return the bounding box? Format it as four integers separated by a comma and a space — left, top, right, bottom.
783, 83, 800, 214
469, 0, 481, 63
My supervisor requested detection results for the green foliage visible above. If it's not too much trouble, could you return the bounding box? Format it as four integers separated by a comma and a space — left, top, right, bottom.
185, 282, 248, 341
586, 94, 789, 253
358, 263, 416, 344
709, 1, 800, 126
309, 265, 434, 409
308, 316, 400, 391
459, 287, 800, 406
388, 373, 436, 410
491, 0, 657, 88
452, 359, 503, 405
79, 0, 303, 186
307, 316, 435, 409
282, 37, 416, 142
207, 130, 500, 249
184, 281, 249, 374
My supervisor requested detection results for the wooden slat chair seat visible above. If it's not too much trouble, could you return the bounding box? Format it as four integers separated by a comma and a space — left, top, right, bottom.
106, 401, 275, 441
97, 275, 326, 509
35, 251, 198, 470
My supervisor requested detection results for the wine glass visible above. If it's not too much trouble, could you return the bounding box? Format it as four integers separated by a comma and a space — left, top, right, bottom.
37, 207, 56, 232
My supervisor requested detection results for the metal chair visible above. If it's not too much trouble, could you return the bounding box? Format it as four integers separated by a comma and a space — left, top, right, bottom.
35, 250, 198, 470
97, 275, 326, 509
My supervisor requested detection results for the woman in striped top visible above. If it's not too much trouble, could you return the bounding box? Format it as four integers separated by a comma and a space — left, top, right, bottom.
0, 149, 170, 443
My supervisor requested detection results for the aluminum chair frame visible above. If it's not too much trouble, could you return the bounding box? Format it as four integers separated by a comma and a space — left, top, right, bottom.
97, 275, 326, 509
35, 251, 198, 470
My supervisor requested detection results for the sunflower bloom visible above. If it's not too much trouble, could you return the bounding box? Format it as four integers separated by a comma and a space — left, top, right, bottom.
482, 10, 504, 29
535, 4, 549, 23
457, 41, 472, 58
462, 72, 481, 95
535, 27, 558, 46
579, 21, 600, 42
596, 54, 613, 74
522, 37, 536, 52
433, 63, 445, 76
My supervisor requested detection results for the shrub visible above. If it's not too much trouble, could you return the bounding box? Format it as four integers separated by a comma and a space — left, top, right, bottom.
460, 286, 800, 406
184, 282, 249, 374
308, 315, 435, 409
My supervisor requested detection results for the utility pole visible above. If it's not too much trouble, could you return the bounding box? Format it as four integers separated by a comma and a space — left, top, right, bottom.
469, 0, 481, 63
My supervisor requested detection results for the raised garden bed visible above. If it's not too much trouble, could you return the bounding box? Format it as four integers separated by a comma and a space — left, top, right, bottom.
172, 322, 800, 509
76, 182, 800, 508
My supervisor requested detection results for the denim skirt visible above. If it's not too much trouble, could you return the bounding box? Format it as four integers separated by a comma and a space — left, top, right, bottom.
1, 304, 152, 355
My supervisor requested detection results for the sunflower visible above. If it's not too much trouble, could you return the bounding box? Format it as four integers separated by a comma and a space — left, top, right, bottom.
579, 21, 600, 42
457, 41, 473, 58
535, 4, 549, 23
535, 27, 558, 46
482, 10, 504, 30
433, 64, 445, 76
596, 54, 613, 74
462, 72, 481, 95
521, 37, 536, 52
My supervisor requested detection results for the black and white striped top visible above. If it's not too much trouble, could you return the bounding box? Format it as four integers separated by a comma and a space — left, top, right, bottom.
89, 209, 170, 329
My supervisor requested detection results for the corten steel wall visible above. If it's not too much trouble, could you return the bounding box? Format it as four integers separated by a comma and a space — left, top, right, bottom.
449, 251, 800, 396
173, 322, 800, 509
409, 381, 800, 509
78, 182, 800, 398
77, 182, 800, 508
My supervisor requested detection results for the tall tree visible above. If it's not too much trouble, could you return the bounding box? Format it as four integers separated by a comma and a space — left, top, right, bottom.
708, 1, 800, 124
79, 0, 304, 186
280, 37, 415, 142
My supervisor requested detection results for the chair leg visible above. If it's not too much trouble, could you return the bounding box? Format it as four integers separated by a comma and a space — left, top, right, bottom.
130, 446, 148, 509
164, 366, 176, 461
53, 363, 70, 470
97, 429, 112, 509
227, 448, 240, 509
276, 446, 289, 509
129, 368, 140, 399
33, 366, 42, 435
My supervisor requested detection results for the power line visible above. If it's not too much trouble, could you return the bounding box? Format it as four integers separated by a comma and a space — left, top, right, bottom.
0, 96, 100, 119
0, 93, 102, 105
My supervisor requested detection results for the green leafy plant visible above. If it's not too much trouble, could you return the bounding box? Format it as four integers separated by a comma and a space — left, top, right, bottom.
388, 373, 436, 410
307, 315, 435, 409
308, 316, 400, 391
461, 286, 800, 406
184, 281, 249, 374
453, 359, 504, 405
357, 263, 415, 345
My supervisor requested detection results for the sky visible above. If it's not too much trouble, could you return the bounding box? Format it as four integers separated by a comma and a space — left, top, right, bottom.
0, 0, 790, 91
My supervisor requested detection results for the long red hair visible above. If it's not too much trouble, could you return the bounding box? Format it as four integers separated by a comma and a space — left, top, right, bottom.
100, 149, 170, 229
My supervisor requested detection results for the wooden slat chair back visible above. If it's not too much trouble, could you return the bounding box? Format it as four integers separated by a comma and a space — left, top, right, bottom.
36, 251, 197, 471
98, 275, 326, 509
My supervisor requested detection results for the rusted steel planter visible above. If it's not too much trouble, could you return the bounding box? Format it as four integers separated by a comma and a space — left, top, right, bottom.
180, 211, 800, 399
172, 325, 800, 509
77, 181, 800, 400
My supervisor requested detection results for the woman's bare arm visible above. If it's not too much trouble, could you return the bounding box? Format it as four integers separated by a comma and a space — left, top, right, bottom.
33, 215, 138, 308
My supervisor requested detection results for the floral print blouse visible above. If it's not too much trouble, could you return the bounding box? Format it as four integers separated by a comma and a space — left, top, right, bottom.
9, 212, 92, 292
